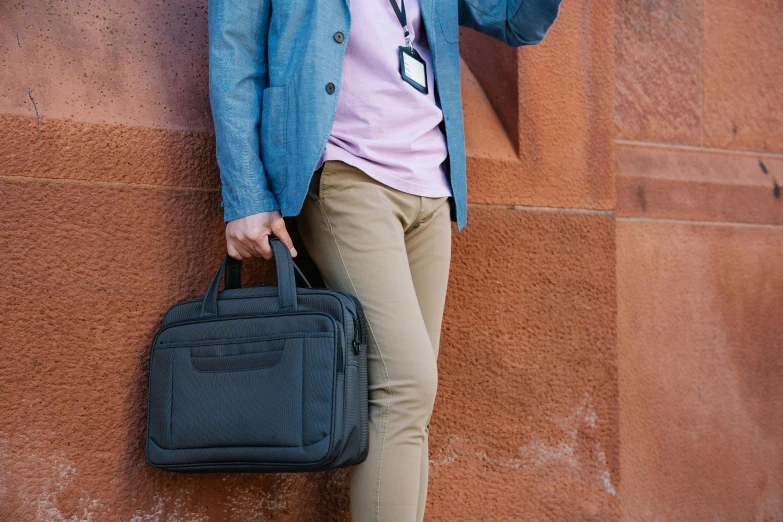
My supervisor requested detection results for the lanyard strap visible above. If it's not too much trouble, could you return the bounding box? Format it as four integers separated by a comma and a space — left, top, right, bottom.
388, 0, 413, 48
388, 0, 407, 32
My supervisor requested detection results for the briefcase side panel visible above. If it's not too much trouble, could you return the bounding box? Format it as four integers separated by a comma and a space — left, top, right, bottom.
147, 348, 173, 450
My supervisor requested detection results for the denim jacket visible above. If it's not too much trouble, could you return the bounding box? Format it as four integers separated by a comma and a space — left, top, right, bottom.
208, 0, 561, 230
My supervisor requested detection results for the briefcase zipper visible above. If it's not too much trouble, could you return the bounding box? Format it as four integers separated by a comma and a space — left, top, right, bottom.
345, 297, 368, 355
352, 318, 360, 355
171, 289, 366, 368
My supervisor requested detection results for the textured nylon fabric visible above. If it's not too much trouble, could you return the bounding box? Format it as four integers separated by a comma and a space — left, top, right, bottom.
146, 281, 369, 472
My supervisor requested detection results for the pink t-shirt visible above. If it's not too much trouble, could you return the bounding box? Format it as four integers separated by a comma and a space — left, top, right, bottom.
316, 0, 453, 198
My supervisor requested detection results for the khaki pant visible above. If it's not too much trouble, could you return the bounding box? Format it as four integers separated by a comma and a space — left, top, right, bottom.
295, 160, 452, 522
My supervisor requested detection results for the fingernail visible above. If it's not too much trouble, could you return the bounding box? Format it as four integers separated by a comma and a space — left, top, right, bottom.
291, 248, 298, 257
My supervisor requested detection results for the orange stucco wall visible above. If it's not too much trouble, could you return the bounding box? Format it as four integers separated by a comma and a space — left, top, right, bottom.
0, 1, 780, 521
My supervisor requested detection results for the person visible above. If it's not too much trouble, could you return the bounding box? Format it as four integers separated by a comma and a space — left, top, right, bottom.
207, 0, 561, 520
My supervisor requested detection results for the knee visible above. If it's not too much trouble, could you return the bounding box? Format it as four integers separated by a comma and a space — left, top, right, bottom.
418, 364, 438, 413
394, 355, 438, 415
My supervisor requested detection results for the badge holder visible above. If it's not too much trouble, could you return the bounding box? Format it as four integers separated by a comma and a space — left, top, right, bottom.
398, 45, 428, 94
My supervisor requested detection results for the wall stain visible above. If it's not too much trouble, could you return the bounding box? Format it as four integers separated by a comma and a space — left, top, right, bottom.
27, 89, 40, 139
636, 185, 647, 212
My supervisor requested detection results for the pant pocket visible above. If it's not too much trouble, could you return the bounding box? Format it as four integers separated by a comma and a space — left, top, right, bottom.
317, 160, 339, 200
308, 163, 325, 200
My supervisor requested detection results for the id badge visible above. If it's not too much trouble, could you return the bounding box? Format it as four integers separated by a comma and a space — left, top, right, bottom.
398, 46, 428, 94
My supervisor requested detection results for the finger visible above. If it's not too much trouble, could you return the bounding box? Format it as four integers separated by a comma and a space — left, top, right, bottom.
227, 238, 247, 260
228, 238, 254, 260
249, 233, 274, 260
239, 229, 267, 259
270, 218, 298, 258
227, 241, 243, 260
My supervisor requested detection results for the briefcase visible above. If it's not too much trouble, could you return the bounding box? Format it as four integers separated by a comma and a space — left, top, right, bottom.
145, 237, 369, 472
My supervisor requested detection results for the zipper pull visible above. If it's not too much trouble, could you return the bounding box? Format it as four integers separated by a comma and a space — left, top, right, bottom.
353, 315, 362, 354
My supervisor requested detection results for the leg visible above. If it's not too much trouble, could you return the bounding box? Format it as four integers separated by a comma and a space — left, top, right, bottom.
295, 161, 438, 522
405, 197, 453, 522
406, 196, 452, 360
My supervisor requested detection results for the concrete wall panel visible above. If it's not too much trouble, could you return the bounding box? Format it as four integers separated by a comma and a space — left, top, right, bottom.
1, 114, 217, 188
615, 0, 702, 145
703, 0, 783, 153
428, 206, 619, 521
616, 143, 783, 223
617, 220, 783, 522
0, 0, 211, 131
467, 0, 615, 211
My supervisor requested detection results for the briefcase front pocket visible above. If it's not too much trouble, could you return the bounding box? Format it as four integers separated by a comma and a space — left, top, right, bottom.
188, 338, 287, 372
147, 313, 339, 452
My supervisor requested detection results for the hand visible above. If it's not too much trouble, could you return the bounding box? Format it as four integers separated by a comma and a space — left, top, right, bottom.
225, 210, 298, 261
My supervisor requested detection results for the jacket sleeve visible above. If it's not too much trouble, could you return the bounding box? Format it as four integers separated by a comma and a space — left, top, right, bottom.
458, 0, 562, 47
208, 0, 279, 222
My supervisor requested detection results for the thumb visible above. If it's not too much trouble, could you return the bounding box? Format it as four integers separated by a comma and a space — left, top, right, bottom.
271, 219, 298, 258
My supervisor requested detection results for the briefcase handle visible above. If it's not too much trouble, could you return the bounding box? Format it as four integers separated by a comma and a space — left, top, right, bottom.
200, 237, 311, 317
224, 239, 312, 292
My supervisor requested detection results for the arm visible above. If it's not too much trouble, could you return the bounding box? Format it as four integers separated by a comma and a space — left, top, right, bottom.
458, 0, 562, 47
208, 0, 297, 260
208, 0, 278, 222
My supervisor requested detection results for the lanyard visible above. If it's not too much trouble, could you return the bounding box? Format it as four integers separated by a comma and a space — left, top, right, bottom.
389, 0, 428, 94
388, 0, 413, 50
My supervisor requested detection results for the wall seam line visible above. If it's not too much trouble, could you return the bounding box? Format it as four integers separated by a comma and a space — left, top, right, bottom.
614, 140, 783, 159
468, 202, 614, 215
0, 174, 219, 193
617, 216, 783, 229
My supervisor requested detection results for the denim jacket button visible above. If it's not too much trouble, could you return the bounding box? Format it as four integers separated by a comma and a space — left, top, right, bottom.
334, 31, 344, 43
326, 82, 336, 94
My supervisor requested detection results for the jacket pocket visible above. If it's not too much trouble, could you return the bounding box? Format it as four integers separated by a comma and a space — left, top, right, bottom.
436, 0, 459, 44
260, 85, 289, 195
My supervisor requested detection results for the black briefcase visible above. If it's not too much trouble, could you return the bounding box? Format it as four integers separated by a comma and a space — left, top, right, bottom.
145, 237, 369, 472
